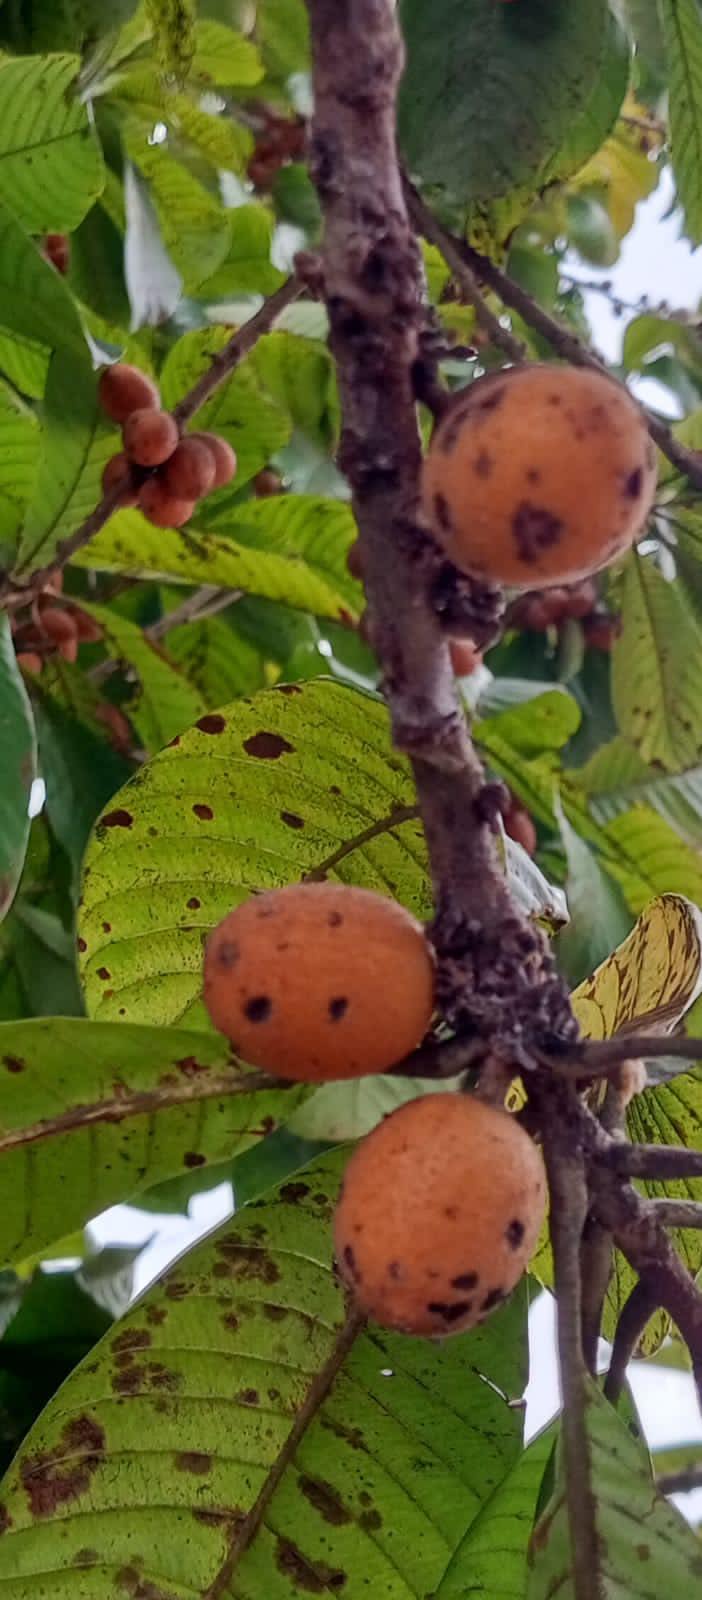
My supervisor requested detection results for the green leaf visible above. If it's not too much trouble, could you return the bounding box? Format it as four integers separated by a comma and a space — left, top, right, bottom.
578, 736, 702, 846
125, 133, 231, 292
72, 503, 360, 624
159, 326, 292, 488
0, 54, 104, 232
0, 1148, 528, 1597
612, 553, 702, 772
660, 0, 702, 243
476, 689, 581, 759
13, 346, 105, 577
33, 690, 133, 879
600, 805, 702, 913
197, 202, 285, 297
0, 382, 39, 569
0, 197, 87, 361
81, 602, 207, 755
251, 331, 339, 447
0, 1017, 299, 1262
398, 0, 609, 204
437, 1425, 555, 1598
528, 1379, 702, 1597
0, 617, 37, 927
555, 802, 632, 988
78, 679, 430, 1026
257, 0, 310, 81
166, 613, 266, 704
189, 17, 264, 86
167, 92, 253, 174
545, 9, 631, 184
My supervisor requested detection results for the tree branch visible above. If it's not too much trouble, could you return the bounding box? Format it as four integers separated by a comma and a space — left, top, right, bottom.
405, 178, 702, 493
1, 277, 300, 608
603, 1281, 658, 1404
602, 1144, 702, 1181
543, 1031, 702, 1078
657, 1466, 702, 1496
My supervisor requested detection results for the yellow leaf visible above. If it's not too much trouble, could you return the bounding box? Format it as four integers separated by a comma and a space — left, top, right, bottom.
570, 121, 659, 239
571, 893, 702, 1041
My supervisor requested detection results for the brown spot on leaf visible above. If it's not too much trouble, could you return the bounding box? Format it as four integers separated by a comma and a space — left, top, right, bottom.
360, 1508, 382, 1532
101, 809, 134, 829
77, 937, 87, 953
276, 683, 302, 695
187, 897, 201, 910
215, 1240, 280, 1285
280, 810, 305, 829
237, 1388, 260, 1406
97, 967, 111, 981
300, 1476, 351, 1526
113, 1328, 152, 1354
146, 1307, 167, 1327
193, 803, 214, 820
176, 1056, 208, 1078
222, 1311, 240, 1332
263, 1302, 287, 1322
196, 714, 226, 734
21, 1415, 105, 1517
243, 732, 294, 760
3, 1055, 25, 1074
165, 1279, 189, 1300
73, 1548, 98, 1566
636, 1545, 650, 1562
280, 1182, 310, 1203
176, 1452, 212, 1475
184, 1151, 206, 1168
276, 1537, 347, 1592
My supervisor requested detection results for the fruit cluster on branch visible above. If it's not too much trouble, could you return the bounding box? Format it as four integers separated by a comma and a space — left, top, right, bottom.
98, 364, 237, 528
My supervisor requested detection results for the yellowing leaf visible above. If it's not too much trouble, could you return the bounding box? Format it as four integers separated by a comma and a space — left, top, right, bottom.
570, 892, 702, 1042
570, 121, 659, 238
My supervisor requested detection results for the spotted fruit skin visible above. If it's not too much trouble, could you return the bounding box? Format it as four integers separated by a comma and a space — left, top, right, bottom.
422, 364, 657, 589
335, 1092, 546, 1337
203, 882, 435, 1081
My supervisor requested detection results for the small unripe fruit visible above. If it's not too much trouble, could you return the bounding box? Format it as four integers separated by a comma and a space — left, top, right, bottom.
254, 467, 283, 497
583, 613, 621, 652
123, 409, 179, 468
450, 639, 483, 676
163, 438, 216, 502
422, 364, 657, 589
17, 651, 42, 676
71, 607, 104, 644
190, 433, 237, 489
138, 477, 196, 529
95, 702, 133, 751
102, 452, 139, 509
335, 1093, 546, 1337
98, 364, 160, 425
504, 804, 537, 856
204, 883, 435, 1082
40, 607, 78, 648
565, 579, 598, 620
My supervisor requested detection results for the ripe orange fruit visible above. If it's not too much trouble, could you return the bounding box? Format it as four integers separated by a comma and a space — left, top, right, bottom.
190, 432, 237, 489
163, 438, 216, 502
450, 638, 483, 676
504, 804, 537, 857
138, 477, 195, 529
123, 409, 179, 468
422, 364, 657, 589
98, 364, 160, 425
204, 883, 435, 1081
335, 1093, 546, 1337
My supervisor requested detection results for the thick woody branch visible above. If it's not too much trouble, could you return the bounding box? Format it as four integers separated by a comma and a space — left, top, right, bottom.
405, 179, 702, 493
603, 1144, 702, 1181
306, 0, 574, 1058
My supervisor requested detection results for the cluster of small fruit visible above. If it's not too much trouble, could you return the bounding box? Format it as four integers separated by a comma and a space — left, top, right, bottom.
510, 581, 621, 651
247, 109, 307, 191
203, 880, 545, 1338
99, 364, 237, 530
11, 573, 102, 678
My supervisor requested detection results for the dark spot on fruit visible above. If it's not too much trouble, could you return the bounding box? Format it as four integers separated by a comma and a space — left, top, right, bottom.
482, 1287, 507, 1312
3, 1055, 25, 1074
276, 1538, 347, 1592
102, 809, 133, 828
434, 492, 452, 532
328, 996, 348, 1021
512, 502, 564, 563
193, 803, 213, 820
215, 939, 239, 970
196, 714, 226, 734
281, 810, 305, 829
280, 1182, 310, 1203
176, 1451, 212, 1474
343, 1245, 361, 1284
625, 467, 643, 498
244, 995, 272, 1023
243, 731, 294, 760
360, 1508, 382, 1532
526, 468, 541, 484
506, 1218, 525, 1249
187, 897, 201, 910
237, 1389, 260, 1406
300, 1475, 351, 1526
444, 1205, 459, 1221
77, 937, 87, 953
328, 911, 343, 928
388, 1261, 402, 1281
184, 1151, 206, 1169
474, 451, 493, 478
452, 1272, 478, 1291
427, 1301, 471, 1323
21, 1415, 105, 1517
547, 393, 561, 406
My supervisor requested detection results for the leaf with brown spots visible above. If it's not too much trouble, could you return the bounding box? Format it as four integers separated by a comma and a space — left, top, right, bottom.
612, 552, 702, 773
0, 1149, 528, 1598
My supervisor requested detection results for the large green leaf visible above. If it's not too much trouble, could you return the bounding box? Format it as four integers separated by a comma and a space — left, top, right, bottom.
578, 736, 702, 846
72, 503, 360, 623
0, 617, 37, 927
398, 0, 608, 204
600, 804, 702, 913
0, 382, 39, 569
166, 613, 267, 704
125, 131, 232, 292
81, 602, 207, 755
13, 346, 104, 577
528, 1380, 702, 1596
0, 1017, 300, 1263
545, 8, 631, 184
0, 1148, 528, 1597
437, 1426, 555, 1598
0, 197, 87, 361
78, 679, 430, 1026
661, 0, 702, 243
0, 54, 104, 232
611, 553, 702, 772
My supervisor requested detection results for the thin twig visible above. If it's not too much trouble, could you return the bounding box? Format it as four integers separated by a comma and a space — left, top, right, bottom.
603, 1144, 702, 1181
544, 1032, 702, 1078
89, 585, 243, 687
405, 178, 702, 492
657, 1466, 702, 1496
413, 199, 526, 364
651, 1200, 702, 1229
580, 1212, 613, 1377
603, 1281, 658, 1403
